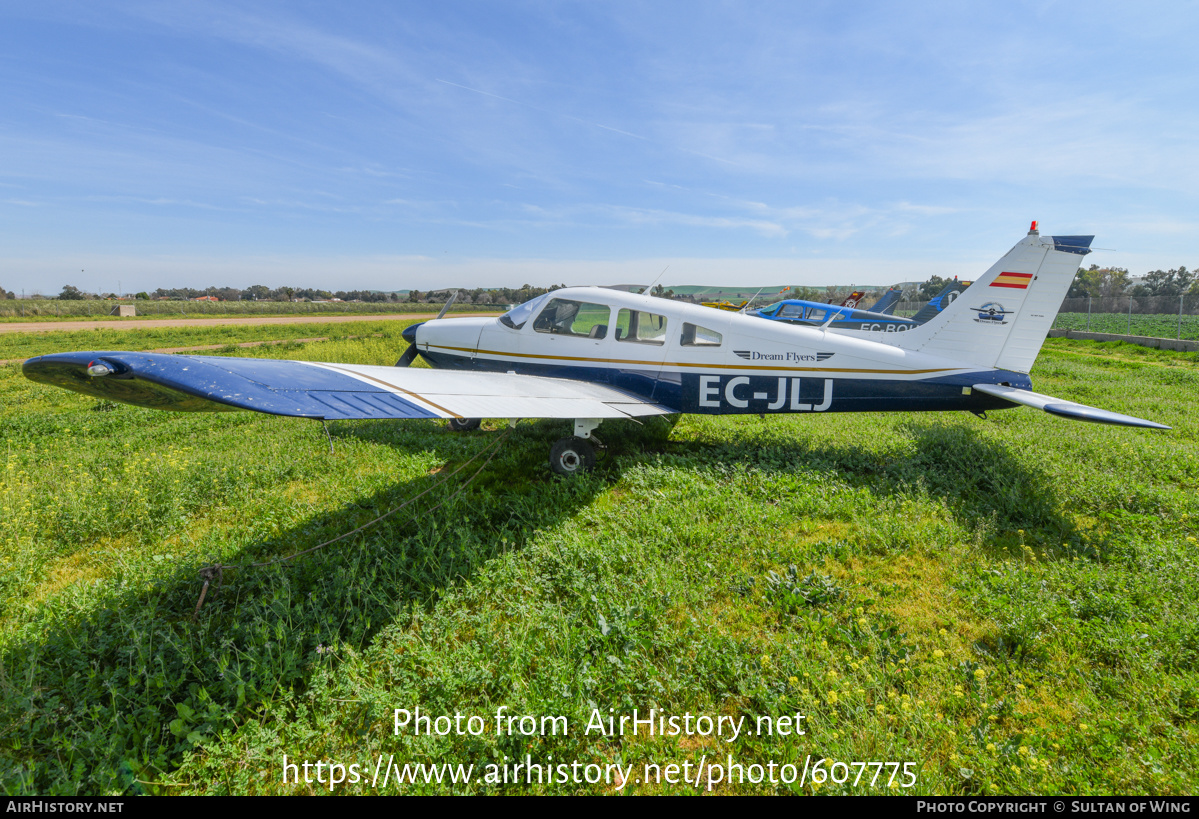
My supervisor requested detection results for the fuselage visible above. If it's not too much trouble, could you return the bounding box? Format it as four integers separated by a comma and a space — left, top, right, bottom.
410, 287, 1030, 416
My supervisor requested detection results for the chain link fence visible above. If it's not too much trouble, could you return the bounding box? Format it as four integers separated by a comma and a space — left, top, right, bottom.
893, 296, 1199, 342
1053, 295, 1199, 341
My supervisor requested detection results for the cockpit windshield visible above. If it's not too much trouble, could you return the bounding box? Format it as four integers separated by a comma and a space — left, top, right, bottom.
499, 293, 551, 330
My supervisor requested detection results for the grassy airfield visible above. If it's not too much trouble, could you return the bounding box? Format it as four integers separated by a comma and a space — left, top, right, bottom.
0, 324, 1196, 795
0, 319, 417, 362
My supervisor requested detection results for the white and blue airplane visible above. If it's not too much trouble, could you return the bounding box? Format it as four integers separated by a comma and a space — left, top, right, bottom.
23, 225, 1169, 475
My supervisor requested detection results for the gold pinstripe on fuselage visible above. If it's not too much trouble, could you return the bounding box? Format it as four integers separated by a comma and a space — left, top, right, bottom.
426, 343, 958, 377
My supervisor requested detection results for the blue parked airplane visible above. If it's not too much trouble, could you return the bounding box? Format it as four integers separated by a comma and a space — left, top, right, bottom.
704, 286, 881, 314
752, 280, 969, 333
23, 225, 1167, 475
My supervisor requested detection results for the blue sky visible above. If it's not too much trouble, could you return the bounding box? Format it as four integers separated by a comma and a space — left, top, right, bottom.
2, 1, 1196, 294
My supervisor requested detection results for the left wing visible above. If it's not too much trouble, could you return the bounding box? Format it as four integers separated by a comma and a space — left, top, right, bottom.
971, 383, 1169, 430
22, 351, 676, 421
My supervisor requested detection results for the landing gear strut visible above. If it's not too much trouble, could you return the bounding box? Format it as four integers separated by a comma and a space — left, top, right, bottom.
549, 418, 603, 476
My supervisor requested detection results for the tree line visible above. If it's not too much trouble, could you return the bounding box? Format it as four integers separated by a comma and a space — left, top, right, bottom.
3, 266, 1196, 305
4, 283, 572, 305
1067, 265, 1197, 300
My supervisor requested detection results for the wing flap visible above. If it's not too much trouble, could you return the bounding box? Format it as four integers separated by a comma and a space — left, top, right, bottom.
303, 362, 674, 419
971, 383, 1169, 430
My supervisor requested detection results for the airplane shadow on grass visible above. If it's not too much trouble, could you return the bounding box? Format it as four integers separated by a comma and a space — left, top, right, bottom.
640, 416, 1082, 558
1, 415, 1072, 794
0, 417, 610, 794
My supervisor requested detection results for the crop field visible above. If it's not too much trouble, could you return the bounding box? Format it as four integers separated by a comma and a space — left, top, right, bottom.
1, 327, 1196, 795
1052, 312, 1199, 342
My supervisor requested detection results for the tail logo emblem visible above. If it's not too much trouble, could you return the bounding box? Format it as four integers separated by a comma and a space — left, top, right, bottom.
971, 302, 1013, 325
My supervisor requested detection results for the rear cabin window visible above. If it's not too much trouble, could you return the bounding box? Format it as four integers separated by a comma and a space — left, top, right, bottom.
805, 307, 827, 322
615, 309, 668, 345
532, 299, 610, 338
680, 323, 722, 347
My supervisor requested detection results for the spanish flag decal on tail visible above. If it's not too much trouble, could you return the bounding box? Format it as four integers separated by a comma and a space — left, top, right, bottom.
990, 271, 1033, 289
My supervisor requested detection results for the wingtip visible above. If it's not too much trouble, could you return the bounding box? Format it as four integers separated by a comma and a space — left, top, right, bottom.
1042, 403, 1171, 430
971, 383, 1170, 430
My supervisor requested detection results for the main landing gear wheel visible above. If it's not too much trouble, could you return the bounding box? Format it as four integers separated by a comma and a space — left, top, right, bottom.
447, 417, 481, 432
550, 436, 596, 476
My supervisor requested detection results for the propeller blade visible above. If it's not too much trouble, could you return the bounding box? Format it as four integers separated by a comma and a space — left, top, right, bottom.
393, 293, 457, 366
396, 321, 425, 367
435, 290, 460, 320
395, 344, 419, 367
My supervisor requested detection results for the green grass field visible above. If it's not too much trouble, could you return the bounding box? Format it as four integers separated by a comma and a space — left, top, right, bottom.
0, 320, 415, 362
1, 328, 1196, 795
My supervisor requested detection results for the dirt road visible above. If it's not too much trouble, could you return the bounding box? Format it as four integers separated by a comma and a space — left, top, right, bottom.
0, 312, 500, 334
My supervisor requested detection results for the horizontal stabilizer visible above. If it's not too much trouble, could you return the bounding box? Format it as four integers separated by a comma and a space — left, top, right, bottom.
971, 383, 1169, 430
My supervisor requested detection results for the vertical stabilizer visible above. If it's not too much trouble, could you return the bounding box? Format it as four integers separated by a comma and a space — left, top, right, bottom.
884, 231, 1091, 372
909, 279, 970, 324
992, 236, 1092, 371
867, 287, 904, 314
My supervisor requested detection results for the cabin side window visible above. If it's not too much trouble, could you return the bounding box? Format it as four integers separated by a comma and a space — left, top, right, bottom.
615, 309, 668, 345
680, 322, 722, 347
532, 299, 611, 338
778, 304, 804, 319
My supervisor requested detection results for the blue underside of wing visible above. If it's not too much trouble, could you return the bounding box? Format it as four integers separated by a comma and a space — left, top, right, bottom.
22, 351, 439, 420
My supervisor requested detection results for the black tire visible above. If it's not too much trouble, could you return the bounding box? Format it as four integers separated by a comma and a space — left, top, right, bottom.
549, 436, 596, 476
447, 417, 481, 432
